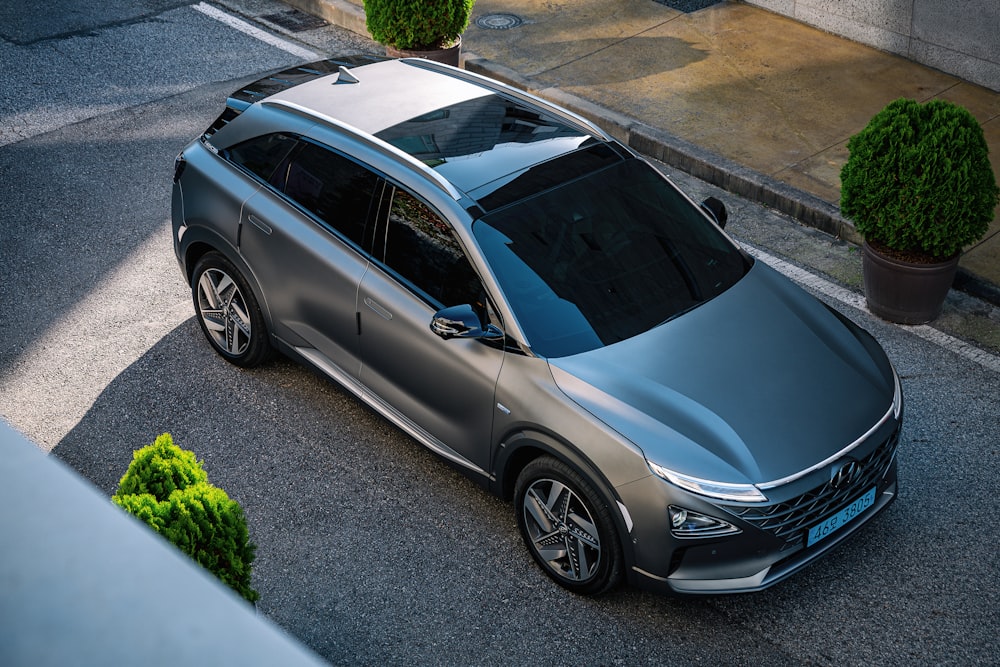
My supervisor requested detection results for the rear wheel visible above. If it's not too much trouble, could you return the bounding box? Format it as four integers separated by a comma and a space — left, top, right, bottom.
514, 456, 623, 595
191, 252, 272, 367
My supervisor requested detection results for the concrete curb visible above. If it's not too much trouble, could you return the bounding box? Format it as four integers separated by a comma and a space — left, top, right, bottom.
288, 0, 367, 35
285, 0, 999, 307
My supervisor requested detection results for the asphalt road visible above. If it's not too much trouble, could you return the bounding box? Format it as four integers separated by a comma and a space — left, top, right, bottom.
1, 2, 998, 665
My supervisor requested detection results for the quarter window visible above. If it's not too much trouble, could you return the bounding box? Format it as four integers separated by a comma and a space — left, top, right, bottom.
227, 133, 297, 184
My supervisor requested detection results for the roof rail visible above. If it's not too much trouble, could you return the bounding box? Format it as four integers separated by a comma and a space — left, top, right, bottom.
399, 58, 614, 143
262, 98, 463, 201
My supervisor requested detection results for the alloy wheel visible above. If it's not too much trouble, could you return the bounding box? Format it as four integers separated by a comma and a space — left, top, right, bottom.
197, 268, 253, 356
521, 477, 602, 583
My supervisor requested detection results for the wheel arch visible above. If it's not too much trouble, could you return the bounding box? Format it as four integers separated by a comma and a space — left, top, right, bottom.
180, 229, 275, 334
494, 429, 638, 568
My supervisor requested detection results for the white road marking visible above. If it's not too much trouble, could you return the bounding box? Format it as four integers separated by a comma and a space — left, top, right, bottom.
192, 2, 320, 60
745, 245, 1000, 374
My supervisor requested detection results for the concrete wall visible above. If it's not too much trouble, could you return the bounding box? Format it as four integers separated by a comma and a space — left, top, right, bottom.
0, 421, 329, 667
742, 0, 1000, 91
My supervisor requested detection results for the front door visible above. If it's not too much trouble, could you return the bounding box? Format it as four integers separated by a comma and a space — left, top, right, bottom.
357, 187, 504, 474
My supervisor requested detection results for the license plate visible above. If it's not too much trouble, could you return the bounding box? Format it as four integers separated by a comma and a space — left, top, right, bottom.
806, 487, 876, 547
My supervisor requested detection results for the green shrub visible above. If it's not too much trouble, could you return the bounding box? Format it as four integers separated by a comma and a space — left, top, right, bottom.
113, 433, 208, 501
113, 434, 258, 603
112, 492, 166, 532
840, 98, 999, 260
364, 0, 475, 50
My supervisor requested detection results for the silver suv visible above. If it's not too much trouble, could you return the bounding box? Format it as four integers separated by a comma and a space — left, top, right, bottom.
172, 56, 902, 595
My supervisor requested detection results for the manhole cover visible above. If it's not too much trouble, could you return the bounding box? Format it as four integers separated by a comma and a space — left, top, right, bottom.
475, 14, 524, 30
653, 0, 721, 12
260, 9, 328, 33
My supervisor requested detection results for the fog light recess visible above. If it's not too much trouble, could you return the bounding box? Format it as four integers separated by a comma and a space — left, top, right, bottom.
669, 506, 741, 538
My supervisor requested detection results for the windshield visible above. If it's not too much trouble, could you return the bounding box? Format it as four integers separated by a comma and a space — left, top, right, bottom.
473, 159, 750, 358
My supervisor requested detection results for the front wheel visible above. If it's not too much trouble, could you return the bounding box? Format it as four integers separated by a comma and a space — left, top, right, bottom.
191, 252, 272, 368
514, 456, 623, 595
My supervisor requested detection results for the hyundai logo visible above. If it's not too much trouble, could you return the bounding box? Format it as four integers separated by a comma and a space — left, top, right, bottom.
831, 461, 859, 489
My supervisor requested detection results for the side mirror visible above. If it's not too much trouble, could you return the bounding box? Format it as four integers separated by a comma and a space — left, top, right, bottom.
700, 196, 728, 229
430, 304, 503, 341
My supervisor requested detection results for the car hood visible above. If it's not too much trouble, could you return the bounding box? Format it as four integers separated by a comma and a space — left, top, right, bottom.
548, 260, 894, 486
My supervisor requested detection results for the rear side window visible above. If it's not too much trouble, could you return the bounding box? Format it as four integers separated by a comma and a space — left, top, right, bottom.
276, 142, 380, 249
227, 133, 297, 184
230, 135, 380, 250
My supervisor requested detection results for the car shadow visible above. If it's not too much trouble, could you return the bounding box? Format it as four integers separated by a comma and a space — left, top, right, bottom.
47, 317, 726, 661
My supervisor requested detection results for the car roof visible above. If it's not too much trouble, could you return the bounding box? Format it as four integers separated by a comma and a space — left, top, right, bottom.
267, 58, 492, 136
254, 58, 625, 210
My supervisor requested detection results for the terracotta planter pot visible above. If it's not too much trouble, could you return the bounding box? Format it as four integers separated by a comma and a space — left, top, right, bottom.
385, 38, 461, 67
862, 241, 960, 324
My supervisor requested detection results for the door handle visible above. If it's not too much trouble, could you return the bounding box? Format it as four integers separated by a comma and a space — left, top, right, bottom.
363, 297, 393, 321
247, 214, 272, 235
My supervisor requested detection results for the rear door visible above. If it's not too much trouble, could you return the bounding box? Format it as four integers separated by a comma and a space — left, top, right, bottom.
235, 136, 382, 378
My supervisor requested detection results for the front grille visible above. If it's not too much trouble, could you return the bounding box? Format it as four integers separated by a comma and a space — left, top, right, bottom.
723, 427, 899, 551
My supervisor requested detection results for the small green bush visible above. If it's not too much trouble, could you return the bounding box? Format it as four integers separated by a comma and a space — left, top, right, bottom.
364, 0, 475, 50
840, 98, 999, 260
113, 434, 258, 603
114, 433, 208, 500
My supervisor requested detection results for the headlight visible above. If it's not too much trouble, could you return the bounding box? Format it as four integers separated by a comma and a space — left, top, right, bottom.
648, 461, 767, 502
669, 506, 741, 538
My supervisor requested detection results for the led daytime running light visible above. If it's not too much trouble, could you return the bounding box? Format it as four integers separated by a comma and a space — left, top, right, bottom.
892, 366, 903, 421
648, 462, 767, 502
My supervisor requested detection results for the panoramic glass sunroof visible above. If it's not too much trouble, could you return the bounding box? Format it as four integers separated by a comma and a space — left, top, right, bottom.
374, 94, 594, 198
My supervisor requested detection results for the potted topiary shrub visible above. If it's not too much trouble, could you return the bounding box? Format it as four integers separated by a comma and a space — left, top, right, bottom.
113, 433, 259, 603
364, 0, 475, 66
840, 97, 999, 324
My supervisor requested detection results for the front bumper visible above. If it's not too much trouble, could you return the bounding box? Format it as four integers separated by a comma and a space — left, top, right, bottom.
621, 422, 901, 595
633, 473, 897, 594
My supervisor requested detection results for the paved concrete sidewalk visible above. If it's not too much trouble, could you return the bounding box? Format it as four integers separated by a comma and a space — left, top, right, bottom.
288, 0, 1000, 305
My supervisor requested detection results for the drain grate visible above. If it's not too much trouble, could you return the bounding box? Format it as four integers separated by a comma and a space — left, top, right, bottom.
260, 9, 329, 33
653, 0, 721, 12
475, 14, 524, 30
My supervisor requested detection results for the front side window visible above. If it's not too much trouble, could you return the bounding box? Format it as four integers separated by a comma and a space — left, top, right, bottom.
474, 158, 750, 357
377, 189, 483, 311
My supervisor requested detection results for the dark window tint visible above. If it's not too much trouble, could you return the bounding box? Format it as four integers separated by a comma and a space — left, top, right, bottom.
275, 142, 380, 249
378, 189, 482, 310
227, 133, 297, 183
474, 159, 750, 357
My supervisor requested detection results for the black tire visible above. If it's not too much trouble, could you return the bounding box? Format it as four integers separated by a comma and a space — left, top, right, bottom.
514, 456, 623, 595
191, 252, 272, 368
